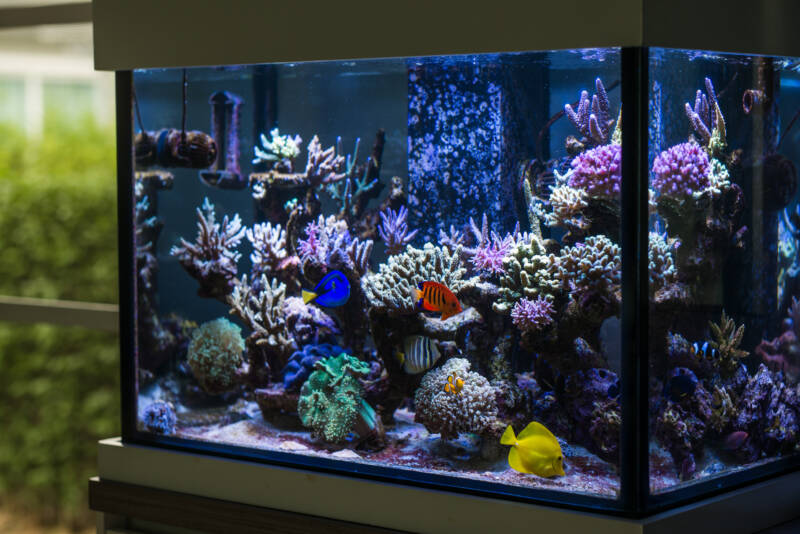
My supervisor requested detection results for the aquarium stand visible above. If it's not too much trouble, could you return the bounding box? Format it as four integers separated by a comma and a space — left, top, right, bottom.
92, 438, 799, 534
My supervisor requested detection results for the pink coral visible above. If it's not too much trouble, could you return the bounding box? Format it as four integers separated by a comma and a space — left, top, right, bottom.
471, 234, 512, 275
651, 142, 710, 197
511, 297, 555, 333
568, 143, 621, 198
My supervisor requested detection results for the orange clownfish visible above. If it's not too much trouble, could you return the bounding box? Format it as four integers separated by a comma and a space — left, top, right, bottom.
413, 281, 462, 321
444, 372, 464, 395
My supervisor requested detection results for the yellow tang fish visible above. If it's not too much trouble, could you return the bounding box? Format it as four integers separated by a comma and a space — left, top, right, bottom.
500, 421, 565, 477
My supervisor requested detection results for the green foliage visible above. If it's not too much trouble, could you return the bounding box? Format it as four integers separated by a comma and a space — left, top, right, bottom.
0, 115, 119, 528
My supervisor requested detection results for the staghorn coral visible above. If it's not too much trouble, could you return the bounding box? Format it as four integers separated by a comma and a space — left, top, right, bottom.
684, 77, 726, 154
252, 128, 302, 168
413, 358, 498, 440
363, 243, 469, 315
246, 221, 289, 276
493, 237, 557, 315
187, 317, 245, 395
564, 78, 614, 145
378, 205, 418, 255
567, 143, 621, 199
297, 353, 381, 443
708, 310, 749, 378
651, 142, 710, 198
281, 296, 339, 346
297, 215, 372, 278
171, 198, 245, 299
549, 235, 621, 304
510, 297, 555, 334
228, 274, 293, 354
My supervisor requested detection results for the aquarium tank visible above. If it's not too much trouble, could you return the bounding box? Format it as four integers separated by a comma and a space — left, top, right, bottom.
120, 46, 800, 514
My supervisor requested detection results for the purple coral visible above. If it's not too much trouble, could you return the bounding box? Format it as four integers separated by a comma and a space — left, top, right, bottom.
170, 197, 245, 298
685, 77, 724, 146
568, 143, 621, 198
378, 206, 419, 255
297, 215, 372, 277
471, 235, 512, 275
651, 142, 710, 197
282, 296, 340, 346
511, 297, 555, 333
564, 78, 613, 145
142, 400, 177, 435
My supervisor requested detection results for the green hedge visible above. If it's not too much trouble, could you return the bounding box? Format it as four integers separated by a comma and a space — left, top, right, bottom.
0, 116, 119, 528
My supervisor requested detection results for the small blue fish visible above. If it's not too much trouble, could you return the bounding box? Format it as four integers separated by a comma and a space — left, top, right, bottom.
302, 270, 350, 308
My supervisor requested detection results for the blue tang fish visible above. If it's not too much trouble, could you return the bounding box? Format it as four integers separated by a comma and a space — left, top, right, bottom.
302, 270, 350, 308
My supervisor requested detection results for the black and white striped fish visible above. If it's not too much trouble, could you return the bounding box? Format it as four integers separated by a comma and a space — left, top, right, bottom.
396, 335, 441, 374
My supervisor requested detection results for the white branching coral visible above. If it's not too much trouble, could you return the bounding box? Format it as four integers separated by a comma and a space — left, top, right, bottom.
363, 243, 469, 314
414, 358, 498, 440
170, 197, 245, 297
246, 221, 287, 276
648, 231, 678, 292
545, 185, 590, 231
252, 128, 302, 165
305, 135, 346, 186
549, 235, 621, 300
228, 274, 293, 351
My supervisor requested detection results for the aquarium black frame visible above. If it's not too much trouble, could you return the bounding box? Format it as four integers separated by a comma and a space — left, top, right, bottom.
117, 46, 800, 518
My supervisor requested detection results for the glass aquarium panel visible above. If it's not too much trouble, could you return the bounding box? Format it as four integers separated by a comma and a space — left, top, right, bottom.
132, 48, 624, 501
648, 48, 800, 493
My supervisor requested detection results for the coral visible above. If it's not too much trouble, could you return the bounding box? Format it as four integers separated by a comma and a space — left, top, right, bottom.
471, 233, 514, 277
170, 198, 245, 299
282, 296, 339, 346
141, 401, 177, 435
281, 343, 346, 392
378, 205, 418, 255
756, 300, 800, 382
709, 385, 737, 434
297, 353, 380, 443
545, 185, 590, 234
655, 402, 705, 480
567, 143, 621, 199
684, 77, 726, 154
564, 78, 614, 145
549, 235, 621, 304
297, 215, 372, 277
562, 368, 621, 462
708, 310, 749, 378
246, 221, 289, 277
228, 274, 293, 353
304, 135, 346, 186
363, 243, 469, 315
187, 318, 245, 395
511, 297, 555, 333
493, 237, 557, 315
648, 231, 678, 293
413, 358, 498, 440
252, 128, 302, 167
651, 142, 710, 198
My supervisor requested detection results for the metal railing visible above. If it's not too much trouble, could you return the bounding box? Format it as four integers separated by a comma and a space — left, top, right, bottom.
0, 295, 118, 332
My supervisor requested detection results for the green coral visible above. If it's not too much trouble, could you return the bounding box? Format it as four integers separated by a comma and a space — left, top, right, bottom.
708, 310, 748, 377
297, 353, 377, 443
493, 237, 557, 314
187, 318, 244, 394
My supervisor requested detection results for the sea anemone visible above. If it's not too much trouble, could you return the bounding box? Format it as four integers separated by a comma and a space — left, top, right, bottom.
651, 142, 710, 197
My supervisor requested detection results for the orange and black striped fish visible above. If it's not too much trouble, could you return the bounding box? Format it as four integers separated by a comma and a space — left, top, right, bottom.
413, 281, 462, 321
